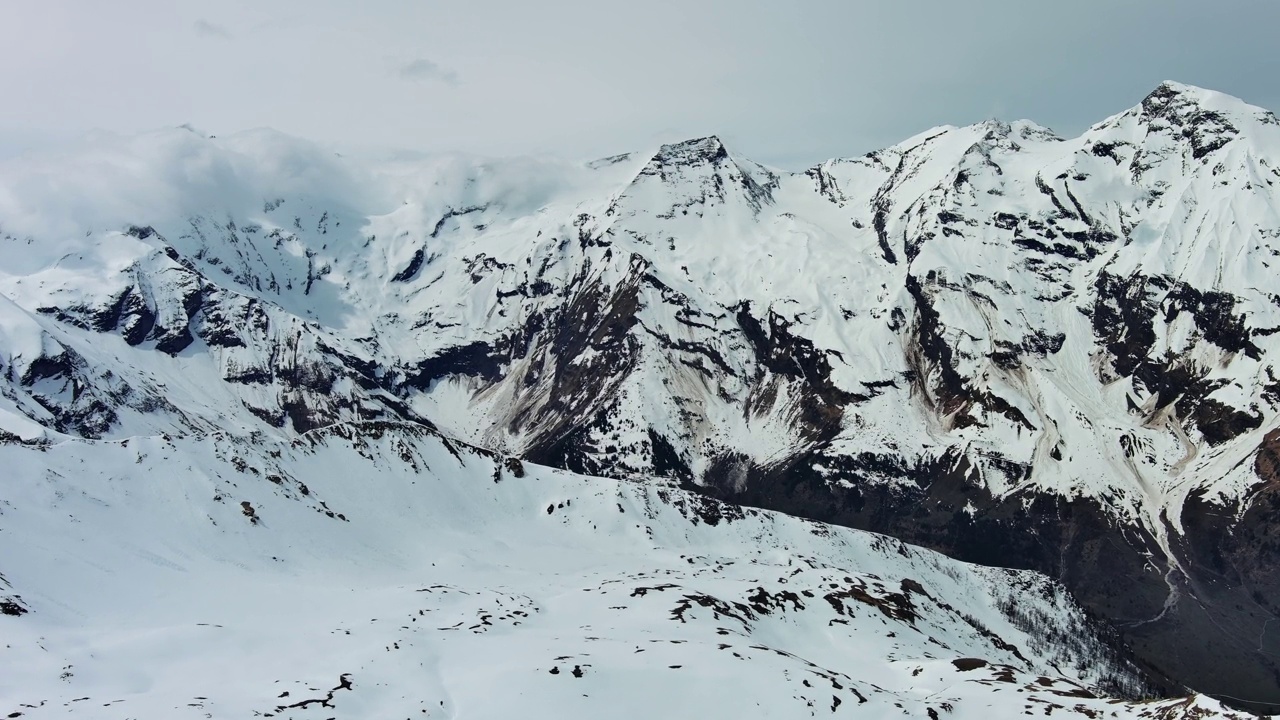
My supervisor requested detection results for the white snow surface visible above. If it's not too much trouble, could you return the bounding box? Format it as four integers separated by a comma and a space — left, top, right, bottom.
0, 422, 1249, 718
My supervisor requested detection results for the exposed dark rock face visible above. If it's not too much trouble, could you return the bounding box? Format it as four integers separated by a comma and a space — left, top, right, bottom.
732, 302, 859, 439
1141, 82, 1240, 160
1165, 434, 1280, 714
691, 444, 1280, 706
1092, 271, 1265, 446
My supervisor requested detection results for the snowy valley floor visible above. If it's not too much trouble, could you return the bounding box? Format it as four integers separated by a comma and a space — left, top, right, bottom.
0, 423, 1255, 718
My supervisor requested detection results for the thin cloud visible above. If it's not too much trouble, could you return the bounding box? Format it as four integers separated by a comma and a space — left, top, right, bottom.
397, 58, 459, 86
192, 20, 233, 39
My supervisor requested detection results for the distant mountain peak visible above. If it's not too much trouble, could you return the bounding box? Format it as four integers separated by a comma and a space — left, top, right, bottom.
1135, 80, 1242, 159
1150, 79, 1211, 96
648, 135, 730, 168
1143, 80, 1216, 114
1135, 79, 1278, 124
612, 134, 778, 215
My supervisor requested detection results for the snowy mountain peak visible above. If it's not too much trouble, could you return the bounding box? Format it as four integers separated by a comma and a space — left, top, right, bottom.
647, 135, 731, 167
1134, 81, 1240, 156
613, 134, 779, 218
976, 118, 1062, 144
1137, 79, 1280, 125
1144, 79, 1242, 112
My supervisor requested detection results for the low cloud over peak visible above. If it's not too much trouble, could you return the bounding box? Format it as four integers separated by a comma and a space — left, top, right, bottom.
397, 57, 459, 86
192, 19, 232, 39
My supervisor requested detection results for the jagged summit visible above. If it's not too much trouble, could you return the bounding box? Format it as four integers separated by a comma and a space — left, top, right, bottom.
647, 135, 731, 168
1133, 81, 1241, 156
1145, 79, 1238, 107
1081, 80, 1280, 157
616, 134, 778, 217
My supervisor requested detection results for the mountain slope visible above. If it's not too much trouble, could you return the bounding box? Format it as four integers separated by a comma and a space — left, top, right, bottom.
2, 82, 1280, 709
0, 422, 1247, 719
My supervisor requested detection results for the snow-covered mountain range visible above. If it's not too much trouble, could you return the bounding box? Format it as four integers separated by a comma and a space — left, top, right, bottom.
2, 81, 1279, 713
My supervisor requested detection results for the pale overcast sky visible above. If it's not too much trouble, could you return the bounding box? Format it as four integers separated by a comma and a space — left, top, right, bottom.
2, 0, 1278, 168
